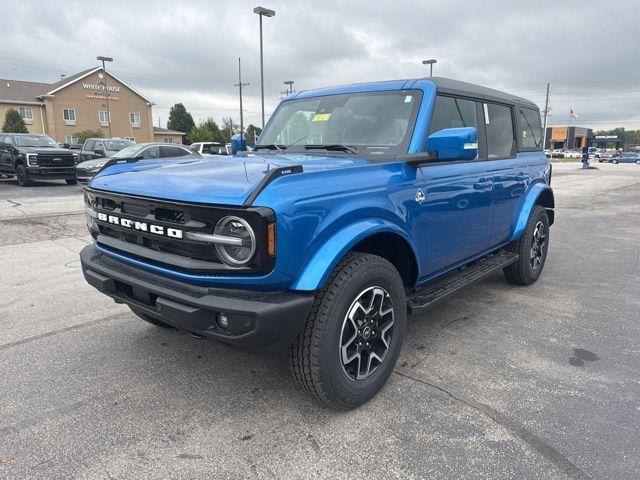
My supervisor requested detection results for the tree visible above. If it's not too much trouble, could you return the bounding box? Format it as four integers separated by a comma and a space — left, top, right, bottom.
245, 124, 262, 147
2, 109, 28, 133
221, 116, 239, 141
167, 103, 195, 141
74, 129, 104, 144
188, 118, 227, 144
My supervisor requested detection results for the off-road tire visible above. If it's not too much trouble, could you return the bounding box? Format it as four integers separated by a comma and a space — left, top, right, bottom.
503, 205, 549, 285
289, 252, 407, 410
16, 164, 31, 187
65, 179, 78, 185
129, 307, 175, 329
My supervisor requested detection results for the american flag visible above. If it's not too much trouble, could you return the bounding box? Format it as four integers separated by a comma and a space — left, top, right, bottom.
570, 108, 579, 120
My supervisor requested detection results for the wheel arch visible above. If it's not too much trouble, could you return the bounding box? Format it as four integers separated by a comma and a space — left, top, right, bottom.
510, 183, 555, 241
290, 219, 420, 292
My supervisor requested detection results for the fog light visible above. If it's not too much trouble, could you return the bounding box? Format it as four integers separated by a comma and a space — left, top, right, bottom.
216, 312, 230, 330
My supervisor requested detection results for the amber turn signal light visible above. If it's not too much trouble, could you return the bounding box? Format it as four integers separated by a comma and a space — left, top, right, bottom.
267, 223, 276, 256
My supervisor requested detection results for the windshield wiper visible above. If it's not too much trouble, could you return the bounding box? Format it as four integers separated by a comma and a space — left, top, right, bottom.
303, 144, 358, 154
254, 144, 286, 151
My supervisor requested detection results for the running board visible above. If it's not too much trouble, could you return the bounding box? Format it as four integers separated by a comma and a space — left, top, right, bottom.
407, 250, 518, 315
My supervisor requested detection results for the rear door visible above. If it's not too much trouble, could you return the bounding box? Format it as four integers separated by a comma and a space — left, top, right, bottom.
0, 135, 9, 170
483, 103, 534, 245
421, 95, 494, 275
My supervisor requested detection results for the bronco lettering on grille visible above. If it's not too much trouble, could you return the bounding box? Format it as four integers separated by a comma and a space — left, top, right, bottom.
97, 212, 183, 239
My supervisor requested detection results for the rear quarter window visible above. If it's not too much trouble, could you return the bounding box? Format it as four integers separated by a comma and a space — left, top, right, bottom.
518, 107, 543, 151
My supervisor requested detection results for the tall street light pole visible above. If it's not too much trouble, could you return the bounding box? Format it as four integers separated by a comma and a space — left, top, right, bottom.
97, 56, 113, 137
422, 58, 437, 78
234, 57, 249, 150
253, 6, 275, 129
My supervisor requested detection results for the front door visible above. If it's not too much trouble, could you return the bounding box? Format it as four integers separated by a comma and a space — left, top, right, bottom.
420, 95, 493, 276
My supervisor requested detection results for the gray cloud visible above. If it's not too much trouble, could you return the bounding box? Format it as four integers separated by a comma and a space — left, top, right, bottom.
1, 0, 639, 130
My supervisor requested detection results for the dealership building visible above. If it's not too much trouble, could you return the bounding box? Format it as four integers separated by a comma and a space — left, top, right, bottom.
545, 125, 593, 150
0, 66, 184, 144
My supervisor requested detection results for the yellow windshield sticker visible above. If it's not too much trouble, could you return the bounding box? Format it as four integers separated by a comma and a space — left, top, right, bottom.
312, 113, 331, 122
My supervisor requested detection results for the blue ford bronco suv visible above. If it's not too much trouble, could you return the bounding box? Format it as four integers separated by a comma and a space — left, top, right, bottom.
80, 77, 553, 409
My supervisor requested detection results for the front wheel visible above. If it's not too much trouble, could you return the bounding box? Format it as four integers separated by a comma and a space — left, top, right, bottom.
503, 205, 550, 285
289, 252, 406, 410
612, 159, 618, 164
16, 164, 31, 187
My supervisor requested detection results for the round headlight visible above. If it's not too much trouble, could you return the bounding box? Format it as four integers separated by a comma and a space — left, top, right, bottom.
214, 216, 256, 266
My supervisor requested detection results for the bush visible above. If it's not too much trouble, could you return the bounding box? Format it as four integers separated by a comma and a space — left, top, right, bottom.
74, 129, 105, 144
2, 109, 28, 133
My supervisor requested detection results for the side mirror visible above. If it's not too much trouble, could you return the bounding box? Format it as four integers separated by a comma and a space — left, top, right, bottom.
427, 127, 478, 161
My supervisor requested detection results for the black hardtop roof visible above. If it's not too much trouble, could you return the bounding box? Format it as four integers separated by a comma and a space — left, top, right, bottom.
430, 77, 538, 109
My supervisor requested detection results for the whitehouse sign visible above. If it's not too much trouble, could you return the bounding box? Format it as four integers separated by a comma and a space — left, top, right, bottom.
82, 83, 121, 93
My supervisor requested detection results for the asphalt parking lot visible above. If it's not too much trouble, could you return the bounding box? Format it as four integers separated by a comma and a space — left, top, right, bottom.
0, 163, 639, 480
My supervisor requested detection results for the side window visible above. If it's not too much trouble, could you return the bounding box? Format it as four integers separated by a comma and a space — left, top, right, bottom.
161, 146, 189, 157
518, 107, 543, 150
142, 146, 160, 159
85, 140, 95, 151
484, 103, 515, 159
428, 95, 477, 135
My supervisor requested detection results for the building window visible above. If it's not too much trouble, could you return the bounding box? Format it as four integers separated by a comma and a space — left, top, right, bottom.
65, 135, 78, 144
129, 112, 141, 127
63, 108, 76, 125
98, 110, 110, 126
19, 106, 33, 125
124, 137, 135, 141
164, 137, 173, 143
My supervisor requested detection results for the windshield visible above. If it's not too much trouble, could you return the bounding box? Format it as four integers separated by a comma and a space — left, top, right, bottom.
15, 135, 60, 148
105, 140, 134, 151
258, 90, 421, 156
111, 144, 142, 159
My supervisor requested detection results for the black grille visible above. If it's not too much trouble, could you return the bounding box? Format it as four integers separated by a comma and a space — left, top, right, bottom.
76, 168, 89, 177
37, 153, 75, 167
85, 188, 275, 275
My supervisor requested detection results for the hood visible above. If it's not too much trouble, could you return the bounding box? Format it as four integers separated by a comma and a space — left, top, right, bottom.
18, 146, 75, 155
89, 153, 371, 206
78, 158, 110, 170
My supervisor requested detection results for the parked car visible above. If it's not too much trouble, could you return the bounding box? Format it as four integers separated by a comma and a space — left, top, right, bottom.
611, 152, 640, 164
76, 142, 198, 183
80, 77, 554, 409
80, 138, 135, 162
563, 150, 582, 159
0, 133, 79, 186
190, 142, 227, 155
543, 149, 552, 158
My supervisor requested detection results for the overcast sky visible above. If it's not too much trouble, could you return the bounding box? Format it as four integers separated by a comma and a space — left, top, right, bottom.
2, 0, 639, 131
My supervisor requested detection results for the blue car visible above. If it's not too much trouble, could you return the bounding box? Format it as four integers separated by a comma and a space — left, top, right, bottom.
80, 77, 554, 409
611, 152, 640, 164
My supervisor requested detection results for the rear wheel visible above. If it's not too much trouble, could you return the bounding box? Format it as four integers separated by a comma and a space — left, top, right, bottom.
129, 307, 175, 329
612, 159, 619, 164
503, 205, 550, 285
289, 252, 406, 410
65, 178, 77, 185
16, 164, 31, 187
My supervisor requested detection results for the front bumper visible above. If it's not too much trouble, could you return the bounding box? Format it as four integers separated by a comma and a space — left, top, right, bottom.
80, 245, 314, 355
27, 166, 76, 179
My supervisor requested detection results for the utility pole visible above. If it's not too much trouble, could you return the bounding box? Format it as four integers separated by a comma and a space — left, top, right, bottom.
253, 6, 275, 129
97, 56, 113, 137
542, 83, 550, 150
234, 57, 249, 149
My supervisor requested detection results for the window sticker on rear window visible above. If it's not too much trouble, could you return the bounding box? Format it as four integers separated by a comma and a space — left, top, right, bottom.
312, 113, 331, 122
404, 95, 412, 103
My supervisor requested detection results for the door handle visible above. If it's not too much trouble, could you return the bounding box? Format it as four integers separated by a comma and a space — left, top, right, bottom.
473, 180, 492, 190
515, 173, 530, 182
